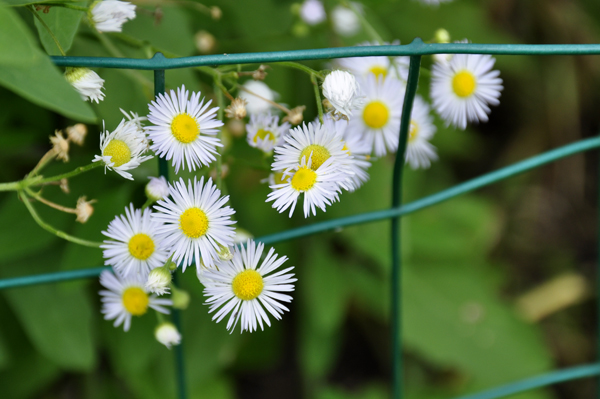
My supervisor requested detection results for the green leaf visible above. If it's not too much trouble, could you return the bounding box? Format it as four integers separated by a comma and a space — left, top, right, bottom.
0, 6, 95, 122
0, 251, 96, 371
33, 5, 83, 56
4, 0, 78, 6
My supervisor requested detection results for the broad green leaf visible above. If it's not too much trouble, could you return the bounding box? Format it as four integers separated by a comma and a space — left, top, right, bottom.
0, 6, 95, 122
1, 251, 96, 371
33, 5, 83, 56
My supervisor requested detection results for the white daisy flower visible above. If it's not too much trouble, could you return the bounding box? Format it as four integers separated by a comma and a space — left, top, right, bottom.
430, 50, 503, 130
271, 121, 353, 188
202, 240, 296, 333
331, 5, 361, 37
155, 322, 181, 348
323, 115, 371, 191
146, 85, 224, 173
146, 176, 169, 202
99, 270, 172, 332
300, 0, 326, 25
90, 0, 136, 33
336, 41, 410, 82
347, 74, 404, 157
101, 204, 168, 278
64, 67, 105, 103
405, 96, 438, 170
267, 155, 343, 218
152, 177, 236, 271
322, 70, 364, 120
239, 80, 278, 115
416, 0, 453, 6
246, 113, 290, 153
93, 119, 153, 180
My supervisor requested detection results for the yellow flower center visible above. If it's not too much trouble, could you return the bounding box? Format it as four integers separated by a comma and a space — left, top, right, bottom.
171, 113, 199, 144
362, 101, 390, 129
128, 233, 155, 260
103, 139, 131, 167
122, 287, 149, 316
253, 129, 275, 143
452, 70, 477, 98
290, 166, 317, 191
369, 65, 388, 79
273, 172, 289, 185
299, 144, 330, 170
409, 120, 419, 142
232, 269, 264, 301
179, 207, 209, 238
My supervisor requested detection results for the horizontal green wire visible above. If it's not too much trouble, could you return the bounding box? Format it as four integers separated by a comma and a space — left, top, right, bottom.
1, 136, 598, 290
50, 39, 600, 70
451, 363, 600, 399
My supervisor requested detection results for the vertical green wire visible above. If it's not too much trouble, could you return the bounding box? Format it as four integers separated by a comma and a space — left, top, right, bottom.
391, 43, 423, 399
153, 53, 187, 399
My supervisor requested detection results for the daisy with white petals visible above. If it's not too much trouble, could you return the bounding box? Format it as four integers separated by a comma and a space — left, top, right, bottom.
337, 41, 410, 82
64, 67, 105, 103
90, 0, 136, 33
101, 204, 167, 278
322, 70, 363, 120
267, 155, 343, 217
347, 74, 404, 157
430, 49, 503, 130
147, 85, 224, 173
99, 270, 172, 332
405, 96, 438, 169
93, 119, 153, 180
152, 177, 236, 271
202, 240, 296, 333
246, 113, 290, 153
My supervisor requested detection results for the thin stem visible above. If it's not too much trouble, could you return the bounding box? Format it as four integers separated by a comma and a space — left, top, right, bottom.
19, 191, 102, 248
34, 162, 102, 186
142, 198, 154, 210
344, 1, 384, 44
29, 149, 57, 177
214, 76, 225, 190
155, 310, 166, 324
25, 188, 77, 214
276, 61, 324, 79
0, 181, 23, 192
311, 74, 324, 123
28, 6, 66, 56
214, 78, 234, 101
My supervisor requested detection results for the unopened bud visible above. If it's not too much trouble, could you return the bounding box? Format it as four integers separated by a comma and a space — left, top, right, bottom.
252, 65, 268, 81
171, 287, 190, 310
434, 28, 451, 43
217, 244, 233, 261
225, 98, 248, 120
194, 30, 216, 54
146, 266, 172, 295
233, 227, 254, 244
145, 175, 169, 202
66, 123, 87, 146
210, 6, 222, 20
155, 322, 181, 349
75, 196, 95, 223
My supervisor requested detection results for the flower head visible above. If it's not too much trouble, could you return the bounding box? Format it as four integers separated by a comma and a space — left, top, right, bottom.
225, 97, 248, 120
405, 96, 438, 169
152, 177, 236, 271
239, 80, 278, 115
246, 113, 290, 153
145, 176, 169, 202
430, 48, 503, 130
90, 0, 136, 33
99, 270, 171, 332
300, 0, 326, 25
322, 70, 363, 120
155, 322, 181, 349
336, 41, 410, 82
50, 130, 70, 162
64, 67, 105, 103
66, 123, 87, 146
146, 265, 172, 295
146, 85, 224, 173
202, 240, 296, 333
101, 204, 168, 278
347, 74, 404, 156
93, 119, 153, 180
75, 196, 96, 223
331, 5, 360, 37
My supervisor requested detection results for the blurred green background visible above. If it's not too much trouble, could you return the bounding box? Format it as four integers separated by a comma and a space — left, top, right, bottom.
1, 0, 600, 398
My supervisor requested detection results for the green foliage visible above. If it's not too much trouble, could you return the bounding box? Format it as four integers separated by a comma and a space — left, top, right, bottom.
33, 5, 83, 55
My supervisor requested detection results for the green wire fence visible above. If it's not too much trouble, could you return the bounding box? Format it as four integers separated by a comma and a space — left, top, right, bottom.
0, 38, 599, 399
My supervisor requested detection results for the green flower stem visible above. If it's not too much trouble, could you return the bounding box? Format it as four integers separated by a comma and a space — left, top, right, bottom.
28, 6, 66, 56
0, 181, 24, 192
33, 162, 102, 186
155, 310, 166, 324
311, 74, 324, 123
29, 149, 57, 178
214, 76, 225, 190
276, 61, 324, 79
142, 198, 155, 210
19, 191, 102, 248
24, 187, 77, 214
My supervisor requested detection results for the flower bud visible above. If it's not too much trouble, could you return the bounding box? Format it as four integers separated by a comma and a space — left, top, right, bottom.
171, 287, 190, 310
194, 30, 216, 54
145, 176, 169, 202
434, 28, 451, 43
155, 322, 181, 349
146, 266, 172, 295
217, 244, 233, 261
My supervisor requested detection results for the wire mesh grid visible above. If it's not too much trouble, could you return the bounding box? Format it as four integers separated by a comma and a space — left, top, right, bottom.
1, 38, 599, 399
